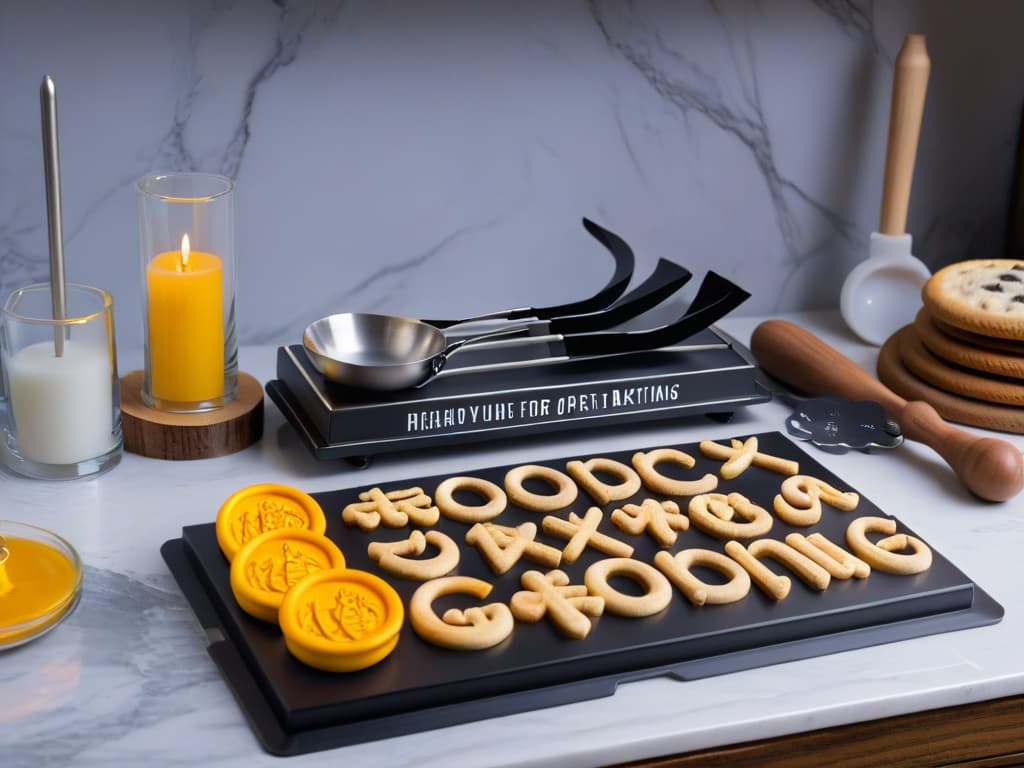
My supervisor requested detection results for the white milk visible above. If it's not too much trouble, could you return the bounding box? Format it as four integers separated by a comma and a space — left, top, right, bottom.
7, 340, 115, 465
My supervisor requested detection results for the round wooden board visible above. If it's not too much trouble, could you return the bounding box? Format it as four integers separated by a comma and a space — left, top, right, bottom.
120, 370, 264, 460
877, 332, 1024, 434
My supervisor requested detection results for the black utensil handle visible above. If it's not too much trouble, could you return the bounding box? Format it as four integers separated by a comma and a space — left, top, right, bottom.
561, 272, 750, 357
547, 258, 691, 335
424, 217, 635, 328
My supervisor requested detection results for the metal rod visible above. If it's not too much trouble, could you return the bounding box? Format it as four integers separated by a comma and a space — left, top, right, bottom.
40, 74, 66, 357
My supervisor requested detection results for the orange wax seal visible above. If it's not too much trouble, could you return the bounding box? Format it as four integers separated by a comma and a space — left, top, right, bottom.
279, 568, 405, 673
216, 483, 327, 561
230, 529, 346, 623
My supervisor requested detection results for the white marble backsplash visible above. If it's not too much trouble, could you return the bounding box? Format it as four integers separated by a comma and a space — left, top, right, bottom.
1, 0, 1023, 351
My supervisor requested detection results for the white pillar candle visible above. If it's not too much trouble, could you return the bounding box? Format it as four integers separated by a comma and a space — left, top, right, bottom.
7, 339, 115, 465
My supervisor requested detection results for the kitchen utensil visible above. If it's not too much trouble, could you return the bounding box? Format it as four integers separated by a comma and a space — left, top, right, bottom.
712, 325, 902, 453
784, 395, 903, 452
750, 319, 1024, 502
445, 257, 692, 341
304, 271, 749, 391
40, 75, 67, 356
422, 217, 635, 329
840, 34, 932, 346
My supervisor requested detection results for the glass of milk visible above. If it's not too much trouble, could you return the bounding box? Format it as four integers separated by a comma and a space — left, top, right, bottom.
0, 284, 122, 479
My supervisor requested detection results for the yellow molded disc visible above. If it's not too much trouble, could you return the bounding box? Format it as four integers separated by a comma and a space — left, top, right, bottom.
216, 483, 327, 561
279, 568, 404, 673
230, 529, 346, 624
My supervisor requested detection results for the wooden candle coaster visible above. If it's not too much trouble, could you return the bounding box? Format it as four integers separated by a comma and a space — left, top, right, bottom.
877, 330, 1024, 434
120, 370, 264, 460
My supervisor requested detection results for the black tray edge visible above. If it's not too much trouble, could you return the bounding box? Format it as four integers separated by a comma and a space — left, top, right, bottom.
161, 538, 1004, 757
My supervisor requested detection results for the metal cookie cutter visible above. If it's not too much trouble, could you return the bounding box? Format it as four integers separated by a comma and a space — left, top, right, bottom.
784, 395, 903, 453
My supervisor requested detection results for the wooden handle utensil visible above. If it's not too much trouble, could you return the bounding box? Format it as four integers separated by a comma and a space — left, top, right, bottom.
750, 319, 1024, 502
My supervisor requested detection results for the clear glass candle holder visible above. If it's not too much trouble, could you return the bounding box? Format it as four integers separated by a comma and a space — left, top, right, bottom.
0, 283, 123, 480
136, 172, 238, 412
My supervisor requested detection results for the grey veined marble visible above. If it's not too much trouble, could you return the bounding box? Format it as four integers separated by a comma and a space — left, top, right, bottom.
1, 0, 1022, 351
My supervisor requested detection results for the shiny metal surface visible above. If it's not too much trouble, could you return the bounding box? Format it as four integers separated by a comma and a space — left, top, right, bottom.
303, 313, 529, 391
40, 75, 66, 356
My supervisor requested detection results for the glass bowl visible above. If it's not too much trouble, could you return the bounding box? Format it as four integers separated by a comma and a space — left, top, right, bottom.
0, 520, 83, 650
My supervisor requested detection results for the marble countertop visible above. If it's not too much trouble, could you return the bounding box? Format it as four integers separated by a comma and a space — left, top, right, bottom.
3, 311, 1022, 768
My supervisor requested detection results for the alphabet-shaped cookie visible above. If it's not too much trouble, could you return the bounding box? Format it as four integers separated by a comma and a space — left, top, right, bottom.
699, 438, 800, 478
784, 532, 870, 579
773, 475, 859, 527
584, 557, 673, 617
845, 516, 932, 575
504, 464, 578, 512
631, 448, 718, 497
510, 569, 605, 640
542, 507, 634, 563
688, 492, 773, 540
654, 548, 751, 606
435, 476, 507, 523
342, 486, 439, 531
409, 576, 514, 651
565, 457, 642, 505
610, 498, 689, 547
367, 530, 460, 581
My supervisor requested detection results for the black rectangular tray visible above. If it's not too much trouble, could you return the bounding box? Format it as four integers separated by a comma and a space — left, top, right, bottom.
162, 431, 1002, 756
267, 327, 770, 462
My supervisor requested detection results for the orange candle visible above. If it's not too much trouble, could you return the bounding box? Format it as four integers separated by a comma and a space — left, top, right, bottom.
146, 234, 224, 404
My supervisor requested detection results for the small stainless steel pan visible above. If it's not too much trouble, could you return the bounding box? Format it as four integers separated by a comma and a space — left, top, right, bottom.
303, 271, 749, 391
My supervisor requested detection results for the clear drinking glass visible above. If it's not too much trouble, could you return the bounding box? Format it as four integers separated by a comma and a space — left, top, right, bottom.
0, 283, 122, 480
136, 172, 238, 412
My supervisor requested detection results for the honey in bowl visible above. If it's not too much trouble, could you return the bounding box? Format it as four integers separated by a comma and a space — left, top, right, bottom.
0, 521, 83, 649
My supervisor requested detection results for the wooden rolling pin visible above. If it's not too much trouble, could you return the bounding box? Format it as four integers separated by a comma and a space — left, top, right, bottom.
750, 320, 1024, 502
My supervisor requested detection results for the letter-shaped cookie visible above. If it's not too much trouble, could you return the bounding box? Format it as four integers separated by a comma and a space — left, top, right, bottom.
409, 576, 514, 651
584, 557, 673, 617
510, 569, 605, 640
504, 464, 578, 512
566, 457, 642, 506
784, 532, 870, 579
699, 438, 800, 477
773, 475, 859, 527
631, 448, 718, 497
654, 549, 751, 606
435, 476, 507, 523
367, 530, 460, 581
724, 539, 831, 600
688, 492, 773, 540
611, 498, 689, 547
542, 507, 634, 563
845, 516, 932, 575
342, 486, 440, 531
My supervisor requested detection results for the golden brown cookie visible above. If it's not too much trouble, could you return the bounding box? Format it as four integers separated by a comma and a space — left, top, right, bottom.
914, 308, 1024, 379
922, 259, 1024, 340
927, 310, 1024, 354
897, 325, 1024, 406
878, 331, 1024, 434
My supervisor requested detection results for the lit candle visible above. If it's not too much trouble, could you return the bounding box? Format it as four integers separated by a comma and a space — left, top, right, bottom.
146, 234, 224, 404
7, 339, 114, 465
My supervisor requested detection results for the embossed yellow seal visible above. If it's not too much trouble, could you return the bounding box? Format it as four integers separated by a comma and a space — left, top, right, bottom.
229, 528, 346, 623
279, 568, 405, 672
216, 483, 327, 561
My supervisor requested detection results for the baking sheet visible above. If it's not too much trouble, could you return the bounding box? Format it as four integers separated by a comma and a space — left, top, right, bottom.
163, 431, 1002, 755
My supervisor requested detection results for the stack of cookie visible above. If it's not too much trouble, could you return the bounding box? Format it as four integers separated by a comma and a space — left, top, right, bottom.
877, 259, 1024, 433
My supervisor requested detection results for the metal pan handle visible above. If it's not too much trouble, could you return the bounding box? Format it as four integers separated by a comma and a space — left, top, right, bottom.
422, 217, 635, 328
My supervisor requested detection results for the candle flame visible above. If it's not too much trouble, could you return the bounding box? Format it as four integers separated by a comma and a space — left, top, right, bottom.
180, 234, 191, 271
